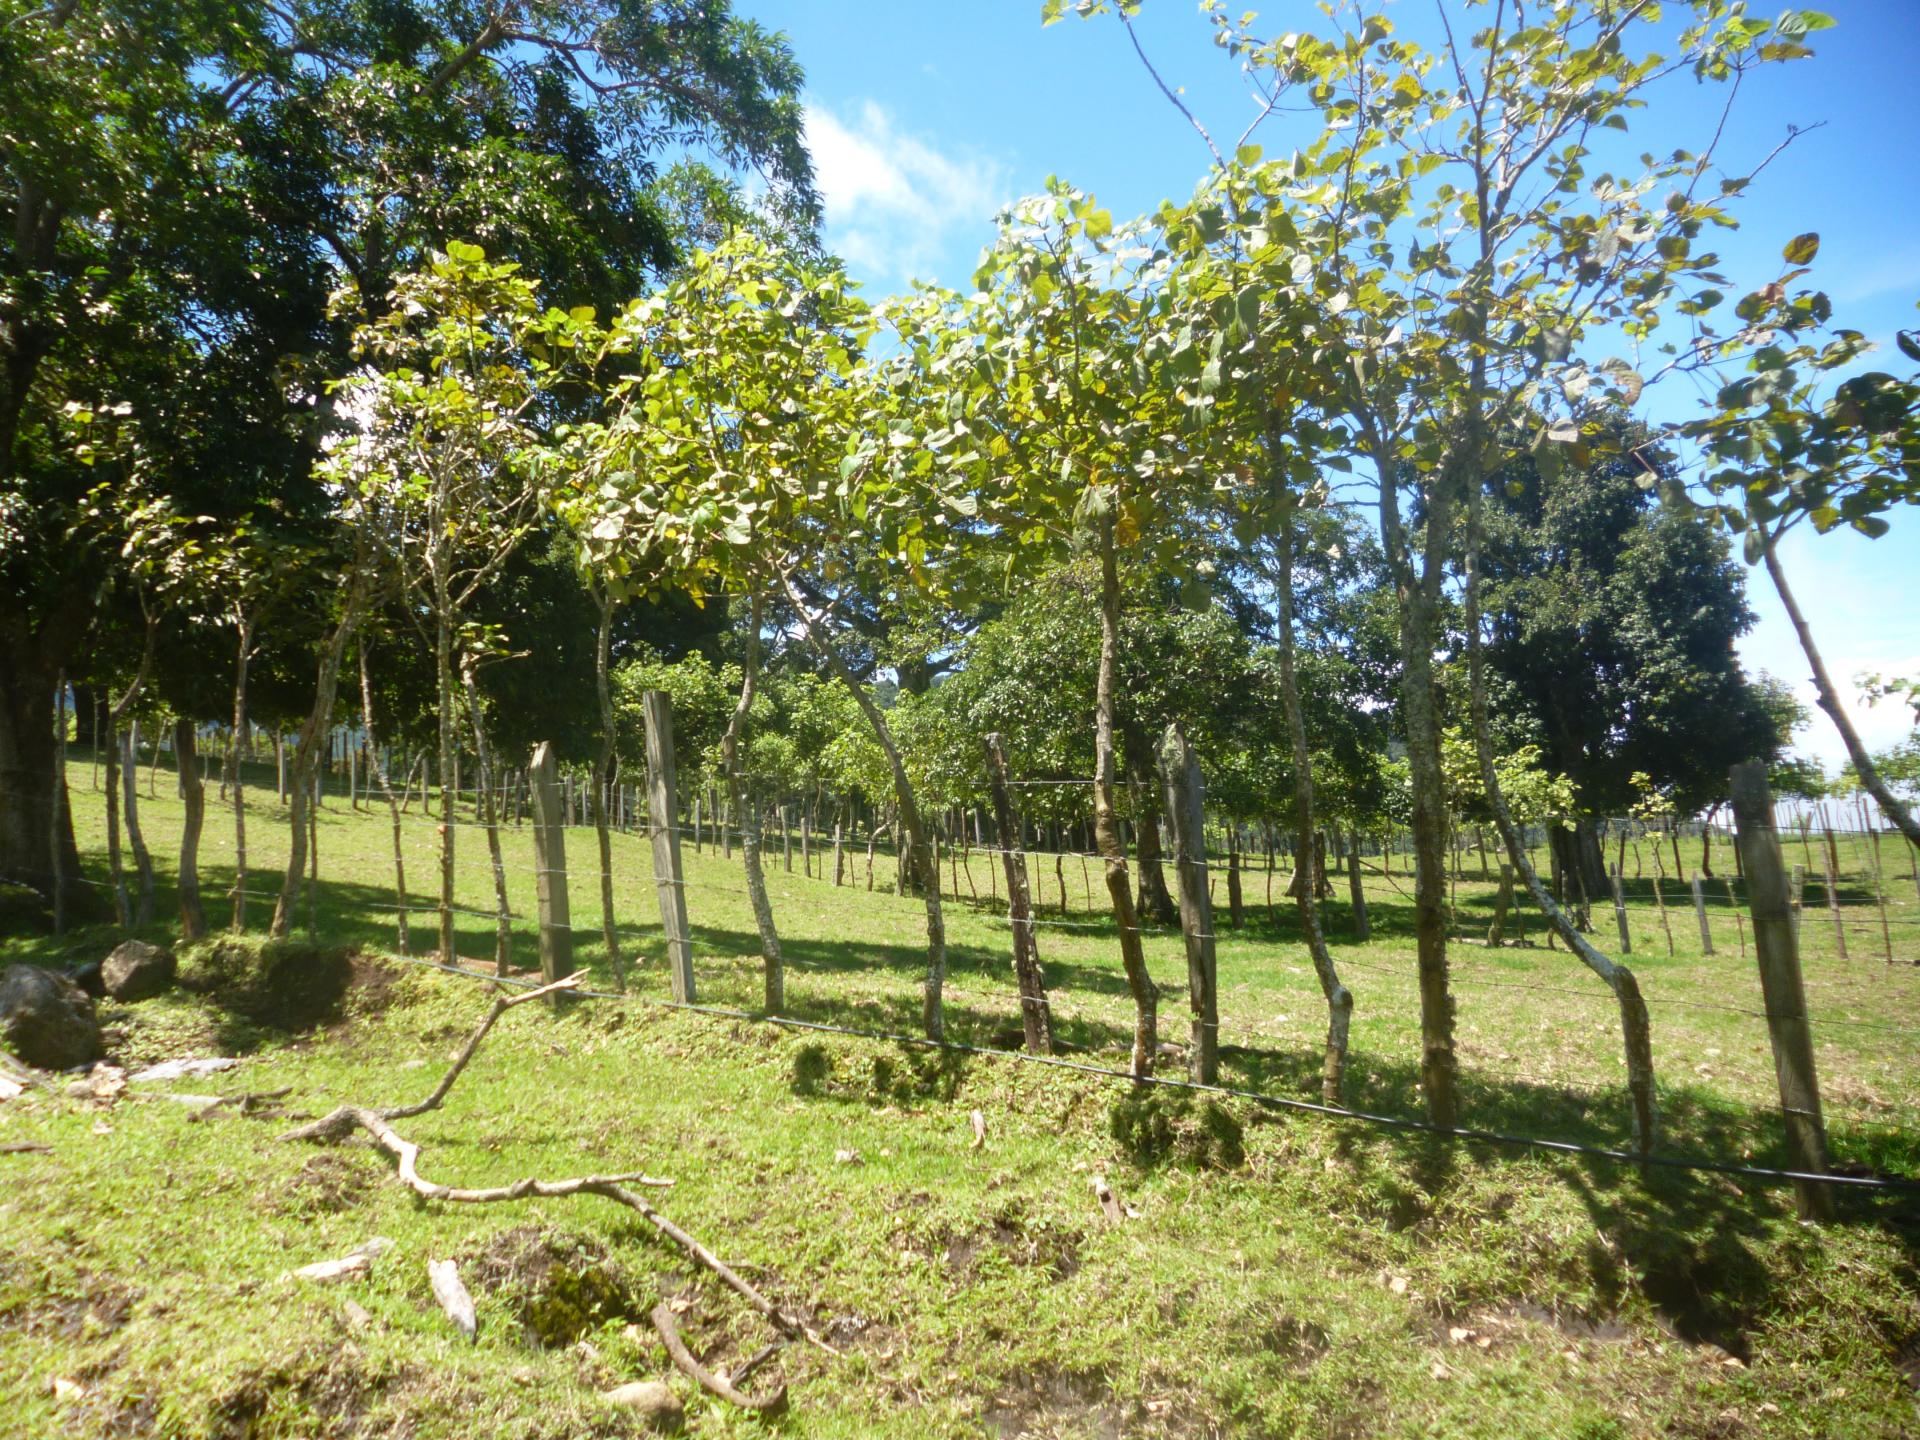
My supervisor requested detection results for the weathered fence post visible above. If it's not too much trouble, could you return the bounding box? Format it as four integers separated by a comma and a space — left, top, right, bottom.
1158, 724, 1218, 1084
781, 805, 792, 872
1820, 834, 1848, 959
529, 741, 574, 987
1729, 762, 1834, 1221
984, 734, 1055, 1055
1609, 865, 1631, 954
1690, 872, 1714, 956
642, 691, 695, 1003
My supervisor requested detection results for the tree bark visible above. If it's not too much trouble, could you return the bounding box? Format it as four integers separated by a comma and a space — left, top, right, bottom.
176, 719, 206, 940
0, 617, 82, 913
228, 612, 254, 931
1274, 495, 1353, 1103
1125, 738, 1178, 926
721, 594, 783, 1013
459, 656, 512, 974
271, 580, 366, 938
359, 642, 409, 955
590, 589, 625, 988
1093, 519, 1158, 1077
985, 731, 1055, 1054
777, 568, 945, 1038
120, 723, 155, 925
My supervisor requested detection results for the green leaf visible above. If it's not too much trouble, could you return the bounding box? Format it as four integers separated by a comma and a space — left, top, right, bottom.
1782, 232, 1820, 265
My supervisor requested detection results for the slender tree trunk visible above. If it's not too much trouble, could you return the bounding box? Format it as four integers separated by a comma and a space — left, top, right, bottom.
359, 642, 409, 955
121, 724, 155, 925
105, 717, 129, 925
459, 656, 512, 974
228, 613, 254, 931
986, 731, 1055, 1054
1127, 741, 1178, 926
271, 581, 365, 939
176, 719, 206, 940
721, 594, 783, 1012
778, 569, 944, 1038
49, 670, 71, 933
434, 581, 457, 964
1093, 521, 1158, 1077
590, 590, 625, 988
1275, 496, 1353, 1102
1464, 474, 1657, 1152
1761, 534, 1918, 849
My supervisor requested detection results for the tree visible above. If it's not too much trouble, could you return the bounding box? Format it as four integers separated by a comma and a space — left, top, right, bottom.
1677, 251, 1920, 849
1479, 419, 1780, 895
328, 242, 584, 959
1, 0, 816, 916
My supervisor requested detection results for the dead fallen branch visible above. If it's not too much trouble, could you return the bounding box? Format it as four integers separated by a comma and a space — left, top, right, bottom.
187, 1087, 293, 1123
429, 1259, 477, 1340
280, 970, 838, 1363
652, 1301, 789, 1415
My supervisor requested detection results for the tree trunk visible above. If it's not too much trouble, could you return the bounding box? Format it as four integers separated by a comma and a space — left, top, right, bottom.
778, 569, 945, 1038
1464, 474, 1657, 1153
1274, 495, 1352, 1102
228, 613, 254, 931
359, 642, 409, 955
50, 669, 72, 933
434, 589, 457, 964
120, 724, 155, 926
985, 732, 1054, 1054
590, 590, 625, 988
1158, 724, 1218, 1084
176, 719, 206, 940
721, 594, 783, 1013
271, 582, 365, 939
459, 656, 513, 974
1093, 521, 1158, 1077
1126, 740, 1178, 926
106, 717, 129, 925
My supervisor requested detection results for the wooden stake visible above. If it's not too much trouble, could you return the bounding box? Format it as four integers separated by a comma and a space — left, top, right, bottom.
642, 692, 695, 1003
1609, 866, 1631, 955
1728, 762, 1835, 1221
1690, 872, 1714, 956
528, 741, 574, 986
1821, 828, 1848, 960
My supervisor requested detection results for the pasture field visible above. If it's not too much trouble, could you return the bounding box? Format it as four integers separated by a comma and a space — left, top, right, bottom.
3, 753, 1919, 1438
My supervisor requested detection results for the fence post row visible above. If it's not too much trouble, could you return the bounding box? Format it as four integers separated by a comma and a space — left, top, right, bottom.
642, 690, 696, 1004
1728, 762, 1834, 1222
528, 740, 574, 987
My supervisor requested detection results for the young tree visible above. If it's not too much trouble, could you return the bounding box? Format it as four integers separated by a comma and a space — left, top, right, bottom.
328, 243, 583, 961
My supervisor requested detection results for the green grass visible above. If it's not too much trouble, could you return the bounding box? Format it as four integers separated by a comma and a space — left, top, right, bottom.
4, 754, 1919, 1437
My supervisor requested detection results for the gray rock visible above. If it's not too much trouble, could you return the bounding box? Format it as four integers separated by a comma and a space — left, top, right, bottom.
101, 941, 175, 1003
0, 965, 103, 1071
602, 1380, 683, 1432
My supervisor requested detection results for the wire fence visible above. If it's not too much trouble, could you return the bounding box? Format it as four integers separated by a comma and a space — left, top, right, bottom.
15, 759, 1920, 1197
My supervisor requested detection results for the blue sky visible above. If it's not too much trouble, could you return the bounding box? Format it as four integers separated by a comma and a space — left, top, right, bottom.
744, 0, 1920, 767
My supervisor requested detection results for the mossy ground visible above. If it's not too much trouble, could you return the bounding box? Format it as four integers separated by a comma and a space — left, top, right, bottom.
2, 753, 1918, 1437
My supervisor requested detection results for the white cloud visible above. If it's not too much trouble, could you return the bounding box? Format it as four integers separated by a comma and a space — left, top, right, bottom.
803, 99, 1010, 289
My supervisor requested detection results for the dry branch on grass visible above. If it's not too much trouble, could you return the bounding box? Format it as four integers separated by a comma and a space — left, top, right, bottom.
652, 1301, 789, 1414
278, 971, 838, 1412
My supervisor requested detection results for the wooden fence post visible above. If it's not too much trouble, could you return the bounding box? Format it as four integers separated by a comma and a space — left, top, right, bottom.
1820, 833, 1848, 959
1729, 762, 1834, 1221
1158, 724, 1218, 1084
781, 805, 792, 872
1690, 872, 1714, 956
985, 734, 1055, 1055
642, 691, 695, 1004
528, 741, 574, 987
1609, 865, 1631, 954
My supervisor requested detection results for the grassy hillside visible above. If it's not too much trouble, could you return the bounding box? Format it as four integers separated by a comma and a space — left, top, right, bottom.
3, 757, 1919, 1437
